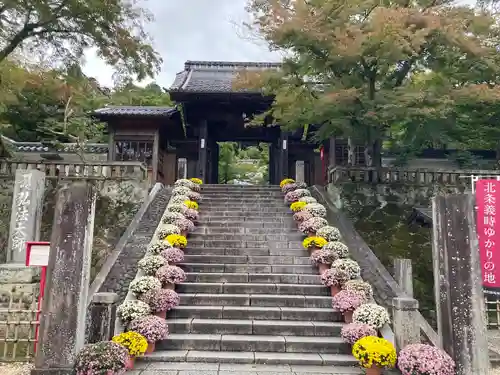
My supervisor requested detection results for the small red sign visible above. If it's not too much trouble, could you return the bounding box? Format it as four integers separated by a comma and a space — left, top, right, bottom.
320, 146, 324, 161
476, 180, 500, 290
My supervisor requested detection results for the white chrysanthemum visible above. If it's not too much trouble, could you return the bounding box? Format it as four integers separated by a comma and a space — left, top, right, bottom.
174, 179, 196, 189
299, 196, 317, 204
166, 204, 186, 213
148, 241, 173, 255
117, 300, 150, 322
157, 224, 181, 239
331, 258, 360, 279
323, 241, 349, 258
352, 303, 390, 329
317, 226, 341, 241
169, 194, 190, 205
138, 255, 167, 275
162, 211, 185, 224
171, 186, 192, 196
294, 188, 311, 198
304, 203, 327, 218
344, 280, 373, 300
129, 276, 162, 296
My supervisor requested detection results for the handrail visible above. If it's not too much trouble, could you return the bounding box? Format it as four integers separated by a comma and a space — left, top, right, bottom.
310, 185, 441, 348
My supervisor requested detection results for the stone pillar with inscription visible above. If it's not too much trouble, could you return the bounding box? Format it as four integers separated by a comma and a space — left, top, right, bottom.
32, 181, 96, 375
7, 169, 45, 263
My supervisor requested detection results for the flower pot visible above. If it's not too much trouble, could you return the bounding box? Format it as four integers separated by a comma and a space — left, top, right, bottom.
146, 341, 156, 354
318, 263, 330, 274
155, 310, 167, 319
307, 231, 316, 237
365, 364, 382, 375
181, 230, 188, 237
343, 310, 354, 323
125, 356, 135, 369
163, 283, 175, 290
331, 285, 341, 297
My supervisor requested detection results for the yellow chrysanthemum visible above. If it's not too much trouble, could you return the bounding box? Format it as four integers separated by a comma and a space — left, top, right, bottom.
290, 201, 307, 212
112, 331, 148, 357
166, 234, 187, 249
183, 200, 199, 210
280, 178, 295, 188
352, 336, 397, 369
190, 178, 203, 185
302, 236, 327, 249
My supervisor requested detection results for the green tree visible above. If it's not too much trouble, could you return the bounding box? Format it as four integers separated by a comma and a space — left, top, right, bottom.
0, 0, 161, 80
218, 142, 238, 183
240, 0, 500, 165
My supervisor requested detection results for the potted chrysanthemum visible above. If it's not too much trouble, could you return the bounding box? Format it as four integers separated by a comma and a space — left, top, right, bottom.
156, 224, 181, 240
139, 288, 180, 319
74, 341, 130, 374
129, 276, 162, 297
302, 236, 328, 256
156, 265, 186, 289
321, 258, 361, 296
128, 315, 169, 354
340, 323, 377, 345
298, 217, 328, 236
116, 300, 150, 324
343, 279, 373, 300
310, 248, 336, 274
293, 211, 313, 225
303, 203, 327, 218
111, 331, 148, 368
316, 226, 341, 241
290, 201, 307, 213
352, 303, 390, 330
166, 234, 187, 249
398, 344, 455, 375
332, 289, 368, 323
352, 336, 397, 375
160, 247, 185, 265
138, 255, 167, 276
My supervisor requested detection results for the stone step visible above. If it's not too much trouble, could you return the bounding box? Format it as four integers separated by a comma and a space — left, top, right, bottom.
166, 318, 343, 336
138, 353, 360, 368
200, 207, 289, 213
186, 240, 302, 249
202, 192, 283, 197
188, 234, 302, 242
201, 198, 284, 204
192, 227, 299, 235
156, 333, 350, 354
168, 305, 340, 321
176, 283, 328, 296
198, 220, 295, 228
201, 185, 280, 189
200, 212, 289, 219
178, 263, 316, 274
184, 248, 307, 256
177, 294, 332, 308
185, 273, 320, 285
183, 255, 311, 265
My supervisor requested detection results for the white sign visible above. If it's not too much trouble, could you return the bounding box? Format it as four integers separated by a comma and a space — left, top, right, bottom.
27, 244, 50, 266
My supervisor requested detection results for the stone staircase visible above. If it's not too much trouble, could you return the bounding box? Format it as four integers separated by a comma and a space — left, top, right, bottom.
142, 185, 359, 371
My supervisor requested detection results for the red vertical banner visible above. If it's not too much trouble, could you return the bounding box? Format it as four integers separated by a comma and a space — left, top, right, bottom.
476, 179, 500, 292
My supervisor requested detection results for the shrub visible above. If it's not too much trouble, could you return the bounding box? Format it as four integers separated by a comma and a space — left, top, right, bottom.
332, 290, 368, 313
74, 341, 129, 375
398, 344, 455, 375
129, 276, 162, 296
352, 303, 390, 329
138, 255, 166, 276
156, 265, 186, 285
316, 226, 341, 241
340, 323, 377, 345
128, 315, 169, 343
302, 236, 328, 250
139, 288, 180, 312
166, 234, 187, 249
117, 300, 150, 323
111, 331, 148, 356
352, 336, 396, 369
160, 247, 185, 264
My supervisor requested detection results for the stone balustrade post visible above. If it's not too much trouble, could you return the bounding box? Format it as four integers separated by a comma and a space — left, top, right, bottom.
392, 296, 420, 351
85, 292, 119, 343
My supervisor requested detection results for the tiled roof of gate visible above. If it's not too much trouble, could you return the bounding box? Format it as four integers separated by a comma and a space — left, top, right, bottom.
93, 105, 178, 117
1, 135, 108, 154
169, 61, 282, 93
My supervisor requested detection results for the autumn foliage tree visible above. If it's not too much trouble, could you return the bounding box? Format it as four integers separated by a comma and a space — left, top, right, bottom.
0, 0, 161, 80
239, 0, 500, 166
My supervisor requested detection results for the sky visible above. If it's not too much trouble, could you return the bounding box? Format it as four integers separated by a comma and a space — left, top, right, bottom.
81, 0, 281, 89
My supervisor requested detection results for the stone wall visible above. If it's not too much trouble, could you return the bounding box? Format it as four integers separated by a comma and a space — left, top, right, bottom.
0, 178, 147, 280
327, 183, 464, 324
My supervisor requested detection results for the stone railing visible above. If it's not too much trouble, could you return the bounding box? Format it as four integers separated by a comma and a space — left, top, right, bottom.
0, 160, 148, 181
310, 185, 441, 349
329, 166, 500, 185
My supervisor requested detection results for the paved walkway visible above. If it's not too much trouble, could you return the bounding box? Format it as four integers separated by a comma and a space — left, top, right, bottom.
130, 362, 364, 375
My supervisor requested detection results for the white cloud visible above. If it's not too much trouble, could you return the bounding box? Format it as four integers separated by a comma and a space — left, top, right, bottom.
81, 0, 280, 88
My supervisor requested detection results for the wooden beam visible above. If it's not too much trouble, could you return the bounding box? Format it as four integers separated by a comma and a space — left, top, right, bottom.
196, 119, 208, 181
